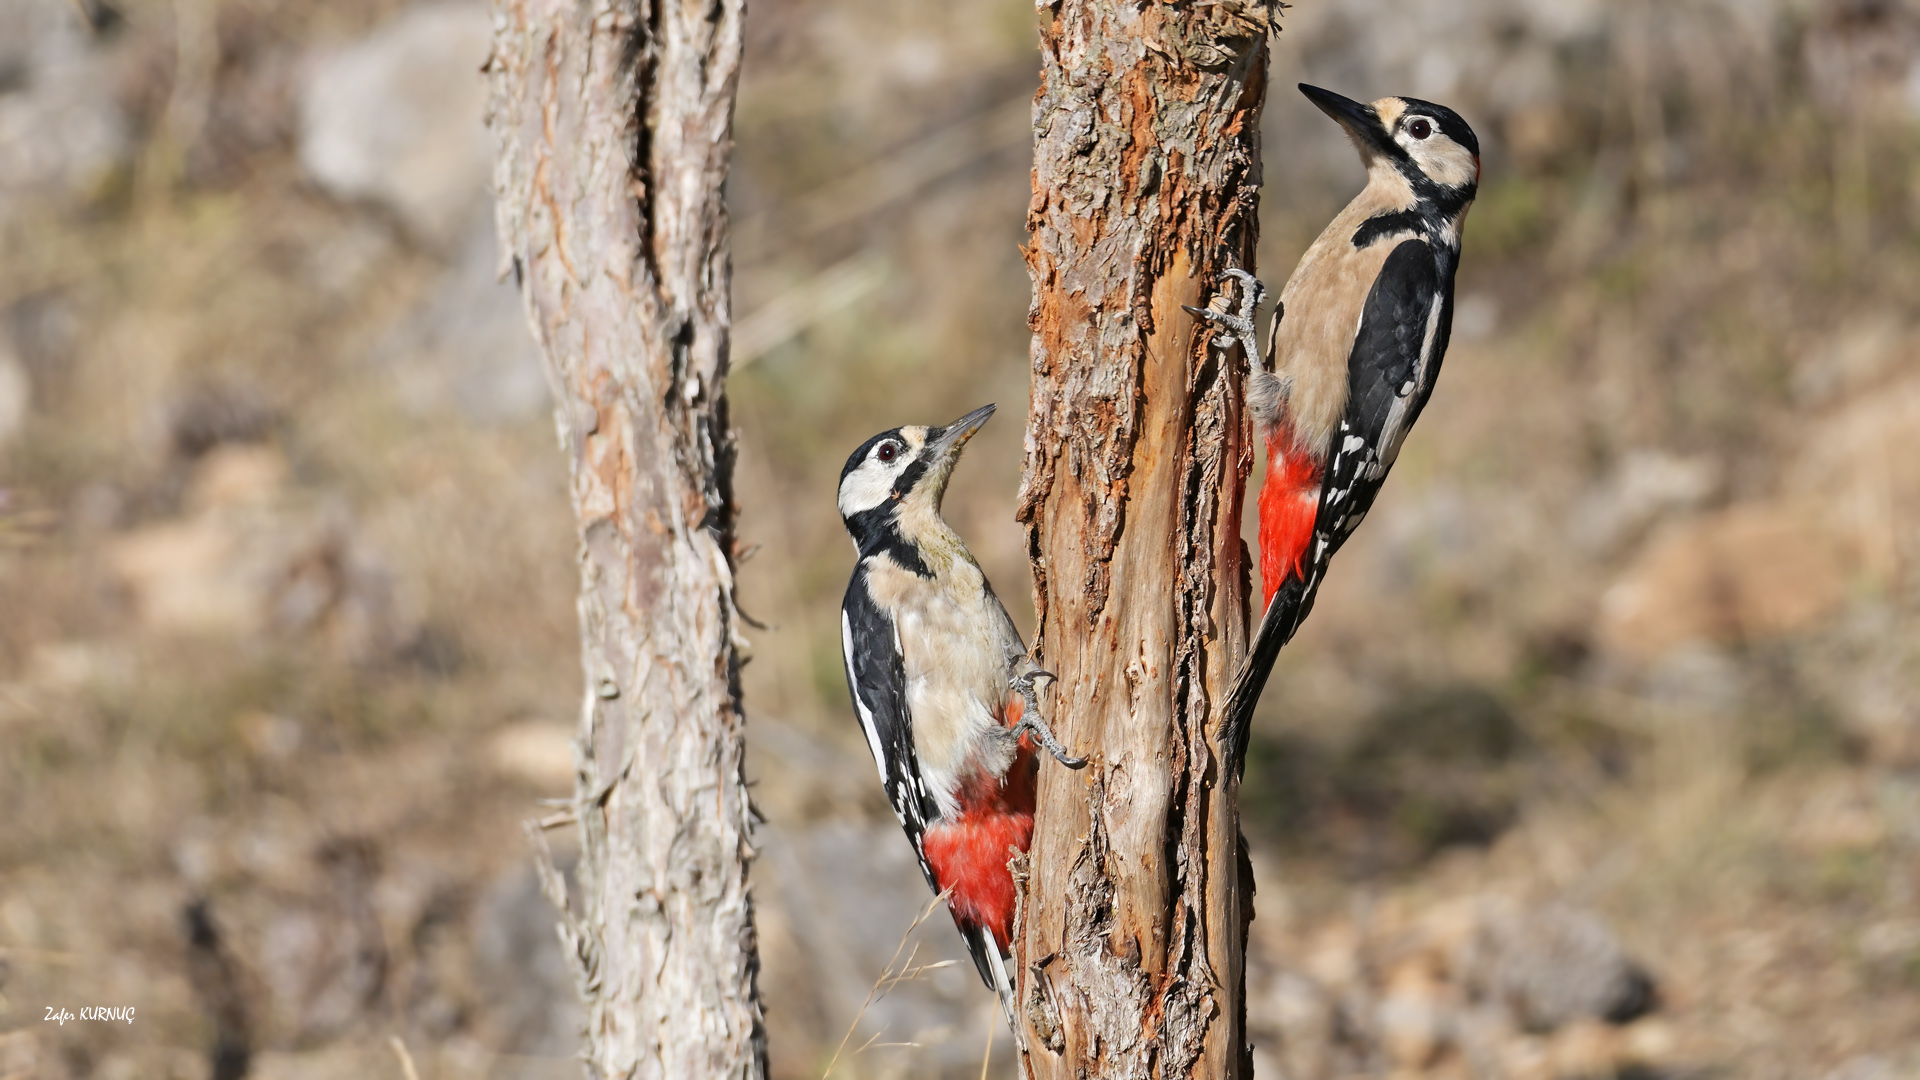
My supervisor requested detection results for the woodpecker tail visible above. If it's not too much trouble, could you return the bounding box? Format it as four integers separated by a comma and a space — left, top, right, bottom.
978, 927, 1017, 1032
1220, 571, 1318, 776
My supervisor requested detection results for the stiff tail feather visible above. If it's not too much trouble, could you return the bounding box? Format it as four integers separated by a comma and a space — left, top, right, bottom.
980, 927, 1016, 1033
1220, 572, 1319, 776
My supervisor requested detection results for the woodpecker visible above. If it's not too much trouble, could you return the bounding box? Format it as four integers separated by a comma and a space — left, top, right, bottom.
1191, 85, 1479, 770
836, 403, 1084, 1025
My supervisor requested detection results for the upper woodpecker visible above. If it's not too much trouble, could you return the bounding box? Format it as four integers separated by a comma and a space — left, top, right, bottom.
1192, 85, 1480, 769
836, 403, 1084, 1025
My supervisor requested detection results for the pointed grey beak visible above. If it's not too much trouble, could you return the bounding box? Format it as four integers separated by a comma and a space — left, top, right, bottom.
1300, 84, 1392, 156
928, 403, 996, 461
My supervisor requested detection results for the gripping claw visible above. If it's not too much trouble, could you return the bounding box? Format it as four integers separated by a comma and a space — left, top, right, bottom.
1183, 269, 1267, 367
1009, 662, 1086, 769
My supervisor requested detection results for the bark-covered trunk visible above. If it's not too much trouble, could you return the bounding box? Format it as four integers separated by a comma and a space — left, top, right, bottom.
1015, 3, 1273, 1077
486, 2, 765, 1078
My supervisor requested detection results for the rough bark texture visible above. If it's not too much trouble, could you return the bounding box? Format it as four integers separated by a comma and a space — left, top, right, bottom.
486, 2, 765, 1078
1016, 2, 1272, 1077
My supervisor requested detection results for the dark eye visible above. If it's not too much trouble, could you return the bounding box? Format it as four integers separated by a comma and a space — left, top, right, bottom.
876, 442, 898, 463
1408, 119, 1432, 140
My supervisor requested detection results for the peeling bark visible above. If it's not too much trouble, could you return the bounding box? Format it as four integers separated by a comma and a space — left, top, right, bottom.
1016, 2, 1273, 1077
487, 2, 765, 1078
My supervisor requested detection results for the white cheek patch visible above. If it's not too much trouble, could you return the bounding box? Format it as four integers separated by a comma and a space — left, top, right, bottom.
1413, 140, 1478, 189
838, 459, 900, 516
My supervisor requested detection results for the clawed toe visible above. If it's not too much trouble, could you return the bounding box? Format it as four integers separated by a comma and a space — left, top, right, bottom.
1186, 270, 1267, 364
1009, 664, 1086, 769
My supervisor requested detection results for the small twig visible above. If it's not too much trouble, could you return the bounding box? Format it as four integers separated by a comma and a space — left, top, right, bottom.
387, 1036, 422, 1080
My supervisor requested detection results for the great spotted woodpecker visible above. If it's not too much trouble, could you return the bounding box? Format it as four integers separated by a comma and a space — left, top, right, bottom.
1191, 85, 1480, 770
836, 403, 1084, 1025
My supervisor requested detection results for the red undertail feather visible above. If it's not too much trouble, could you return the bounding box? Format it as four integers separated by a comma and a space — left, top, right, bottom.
920, 695, 1038, 949
1257, 424, 1325, 609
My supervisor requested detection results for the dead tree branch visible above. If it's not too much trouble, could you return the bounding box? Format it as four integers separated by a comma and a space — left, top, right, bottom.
486, 0, 765, 1076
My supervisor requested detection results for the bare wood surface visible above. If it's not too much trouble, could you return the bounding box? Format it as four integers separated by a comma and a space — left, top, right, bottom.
1016, 2, 1274, 1076
486, 1, 765, 1077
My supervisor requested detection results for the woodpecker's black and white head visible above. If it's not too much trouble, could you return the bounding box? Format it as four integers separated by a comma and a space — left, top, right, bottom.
838, 403, 996, 573
1301, 83, 1479, 245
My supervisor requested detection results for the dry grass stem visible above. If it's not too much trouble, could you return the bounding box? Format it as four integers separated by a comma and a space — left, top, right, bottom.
387, 1035, 422, 1080
819, 890, 957, 1079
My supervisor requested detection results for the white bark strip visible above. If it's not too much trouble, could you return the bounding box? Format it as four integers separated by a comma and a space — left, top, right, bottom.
1016, 2, 1274, 1077
487, 1, 765, 1077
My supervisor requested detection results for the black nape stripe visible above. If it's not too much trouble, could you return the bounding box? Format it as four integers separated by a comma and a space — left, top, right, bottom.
1353, 210, 1422, 249
1351, 177, 1474, 250
844, 504, 932, 577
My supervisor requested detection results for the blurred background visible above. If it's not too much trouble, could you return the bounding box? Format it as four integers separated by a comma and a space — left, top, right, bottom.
3, 0, 1920, 1076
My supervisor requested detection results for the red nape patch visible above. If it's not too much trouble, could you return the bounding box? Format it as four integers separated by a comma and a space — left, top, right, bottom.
922, 812, 1033, 949
1257, 427, 1324, 609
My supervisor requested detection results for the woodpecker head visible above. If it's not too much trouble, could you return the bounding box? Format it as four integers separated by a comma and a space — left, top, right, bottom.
839, 403, 995, 553
1301, 83, 1480, 204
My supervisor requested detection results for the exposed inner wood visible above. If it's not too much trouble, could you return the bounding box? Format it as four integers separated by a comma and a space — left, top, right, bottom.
1015, 2, 1272, 1076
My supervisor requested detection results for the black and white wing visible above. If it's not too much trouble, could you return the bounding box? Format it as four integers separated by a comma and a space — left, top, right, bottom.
1316, 238, 1450, 550
1223, 238, 1451, 769
841, 561, 941, 893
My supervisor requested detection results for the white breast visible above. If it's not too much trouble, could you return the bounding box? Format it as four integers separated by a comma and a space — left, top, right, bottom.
866, 555, 1018, 820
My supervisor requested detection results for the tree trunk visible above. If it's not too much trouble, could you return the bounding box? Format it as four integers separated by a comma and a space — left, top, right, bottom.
1015, 3, 1273, 1077
486, 2, 765, 1078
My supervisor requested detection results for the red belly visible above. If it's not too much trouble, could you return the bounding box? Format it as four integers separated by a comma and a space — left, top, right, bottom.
920, 696, 1038, 948
1257, 425, 1324, 610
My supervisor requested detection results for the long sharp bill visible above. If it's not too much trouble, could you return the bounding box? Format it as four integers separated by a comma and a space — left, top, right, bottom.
1298, 83, 1392, 155
929, 403, 996, 459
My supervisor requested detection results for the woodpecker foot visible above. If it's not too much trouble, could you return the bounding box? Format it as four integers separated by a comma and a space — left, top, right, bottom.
1010, 666, 1087, 769
1183, 269, 1266, 366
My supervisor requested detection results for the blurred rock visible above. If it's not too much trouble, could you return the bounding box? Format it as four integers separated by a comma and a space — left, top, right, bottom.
106, 444, 417, 659
1285, 0, 1606, 120
1805, 0, 1920, 117
1377, 958, 1450, 1068
1597, 501, 1856, 660
1247, 894, 1656, 1079
240, 712, 304, 763
297, 3, 493, 251
473, 864, 583, 1061
0, 344, 27, 448
1470, 900, 1656, 1032
1255, 967, 1345, 1079
485, 721, 575, 792
386, 220, 548, 423
0, 0, 129, 212
186, 442, 288, 511
166, 378, 278, 460
1793, 314, 1907, 405
257, 840, 389, 1042
1790, 373, 1920, 582
1569, 450, 1722, 556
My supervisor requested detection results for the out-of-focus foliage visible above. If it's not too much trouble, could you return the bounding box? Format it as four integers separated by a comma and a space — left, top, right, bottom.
2, 0, 1920, 1077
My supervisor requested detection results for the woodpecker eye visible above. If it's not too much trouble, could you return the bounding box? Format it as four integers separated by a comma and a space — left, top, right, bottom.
876, 441, 899, 463
1408, 119, 1432, 140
